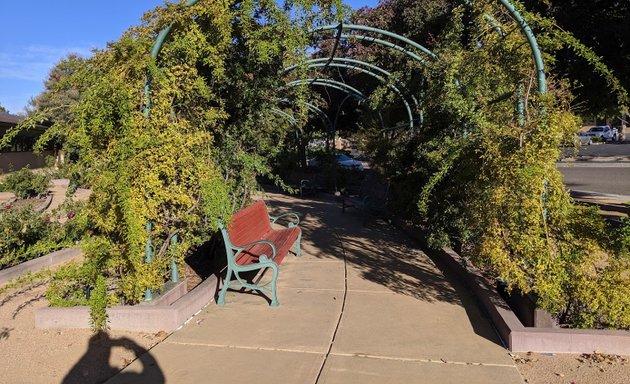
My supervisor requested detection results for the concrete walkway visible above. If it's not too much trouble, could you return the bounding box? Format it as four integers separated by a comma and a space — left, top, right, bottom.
107, 193, 523, 384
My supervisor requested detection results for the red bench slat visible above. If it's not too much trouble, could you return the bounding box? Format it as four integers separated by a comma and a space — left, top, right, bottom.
227, 200, 300, 266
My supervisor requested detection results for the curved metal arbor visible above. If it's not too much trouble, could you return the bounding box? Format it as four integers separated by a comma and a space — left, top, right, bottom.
144, 0, 547, 135
145, 0, 547, 126
284, 58, 418, 128
139, 0, 551, 296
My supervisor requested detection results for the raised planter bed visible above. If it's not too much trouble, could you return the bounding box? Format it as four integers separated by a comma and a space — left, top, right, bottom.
1, 246, 219, 333
0, 248, 82, 286
395, 219, 630, 355
35, 276, 218, 333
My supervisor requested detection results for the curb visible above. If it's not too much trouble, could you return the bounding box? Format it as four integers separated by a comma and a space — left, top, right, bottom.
394, 219, 630, 355
0, 248, 82, 286
35, 193, 54, 212
35, 275, 218, 333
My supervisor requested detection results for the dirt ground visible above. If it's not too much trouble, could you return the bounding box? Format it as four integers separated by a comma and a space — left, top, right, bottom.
0, 283, 166, 384
513, 351, 630, 384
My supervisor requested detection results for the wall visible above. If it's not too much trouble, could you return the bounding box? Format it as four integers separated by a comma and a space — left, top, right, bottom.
0, 151, 54, 173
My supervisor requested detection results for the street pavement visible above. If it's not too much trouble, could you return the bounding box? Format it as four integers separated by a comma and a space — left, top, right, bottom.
558, 141, 630, 200
558, 163, 630, 198
107, 193, 523, 384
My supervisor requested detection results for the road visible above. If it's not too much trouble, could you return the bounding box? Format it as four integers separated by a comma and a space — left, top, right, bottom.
562, 140, 630, 160
558, 163, 630, 197
557, 141, 630, 198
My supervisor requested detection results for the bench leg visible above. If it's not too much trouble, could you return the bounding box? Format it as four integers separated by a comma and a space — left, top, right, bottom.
269, 264, 280, 307
217, 268, 232, 305
294, 231, 302, 257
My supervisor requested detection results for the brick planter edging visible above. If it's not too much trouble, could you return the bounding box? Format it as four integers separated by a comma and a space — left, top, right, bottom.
395, 219, 630, 355
0, 248, 82, 286
35, 275, 218, 333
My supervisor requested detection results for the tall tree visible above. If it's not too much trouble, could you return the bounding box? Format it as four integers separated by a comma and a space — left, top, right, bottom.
28, 54, 86, 123
530, 0, 630, 117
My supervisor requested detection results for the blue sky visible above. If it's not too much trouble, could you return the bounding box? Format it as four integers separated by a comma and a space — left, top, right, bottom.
0, 0, 378, 114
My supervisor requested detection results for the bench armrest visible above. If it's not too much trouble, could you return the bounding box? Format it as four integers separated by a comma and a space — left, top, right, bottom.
269, 212, 300, 227
232, 240, 277, 260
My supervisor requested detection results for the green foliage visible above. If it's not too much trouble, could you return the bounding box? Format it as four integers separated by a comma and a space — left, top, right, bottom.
0, 198, 87, 270
0, 168, 50, 198
0, 0, 346, 320
46, 262, 90, 307
89, 275, 110, 331
0, 206, 52, 269
347, 1, 630, 328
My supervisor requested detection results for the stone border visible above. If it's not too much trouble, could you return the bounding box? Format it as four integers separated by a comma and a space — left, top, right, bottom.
35, 192, 54, 212
396, 220, 630, 355
0, 248, 82, 286
2, 245, 219, 333
35, 275, 218, 333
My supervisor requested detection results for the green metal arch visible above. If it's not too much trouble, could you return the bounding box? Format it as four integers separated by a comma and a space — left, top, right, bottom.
303, 102, 334, 131
145, 0, 547, 122
271, 108, 297, 125
304, 63, 415, 125
340, 34, 427, 64
286, 57, 420, 107
283, 82, 387, 131
277, 98, 334, 131
312, 24, 438, 60
497, 0, 546, 94
288, 78, 367, 100
144, 0, 200, 118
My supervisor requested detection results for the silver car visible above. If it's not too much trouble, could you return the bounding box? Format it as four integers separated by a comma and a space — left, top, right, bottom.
307, 153, 364, 171
586, 126, 614, 141
575, 132, 592, 145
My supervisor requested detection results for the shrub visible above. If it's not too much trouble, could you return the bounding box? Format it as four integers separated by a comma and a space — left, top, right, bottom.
0, 168, 50, 199
0, 206, 52, 269
0, 199, 88, 270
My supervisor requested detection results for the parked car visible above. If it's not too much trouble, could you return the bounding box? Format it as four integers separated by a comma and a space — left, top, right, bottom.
336, 153, 364, 170
586, 126, 615, 141
575, 132, 592, 146
307, 153, 364, 171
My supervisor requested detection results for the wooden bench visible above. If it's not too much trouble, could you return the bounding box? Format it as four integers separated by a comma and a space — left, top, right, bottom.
217, 200, 302, 306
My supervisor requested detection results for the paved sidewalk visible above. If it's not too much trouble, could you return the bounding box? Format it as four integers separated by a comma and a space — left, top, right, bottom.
107, 193, 523, 384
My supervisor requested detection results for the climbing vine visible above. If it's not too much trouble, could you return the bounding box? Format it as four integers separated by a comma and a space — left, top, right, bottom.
4, 0, 627, 330
344, 1, 629, 328
2, 0, 344, 329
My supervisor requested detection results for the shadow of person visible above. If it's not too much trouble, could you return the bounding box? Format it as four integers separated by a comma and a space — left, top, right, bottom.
62, 331, 165, 384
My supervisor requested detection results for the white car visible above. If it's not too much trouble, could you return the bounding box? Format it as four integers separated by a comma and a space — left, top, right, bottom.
575, 132, 592, 145
586, 126, 615, 141
335, 153, 364, 170
307, 153, 364, 171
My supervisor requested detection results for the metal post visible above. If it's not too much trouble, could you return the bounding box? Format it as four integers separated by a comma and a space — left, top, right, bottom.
542, 179, 549, 222
144, 221, 153, 301
170, 234, 179, 283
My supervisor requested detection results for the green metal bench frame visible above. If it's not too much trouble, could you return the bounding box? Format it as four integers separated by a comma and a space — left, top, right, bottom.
217, 207, 301, 307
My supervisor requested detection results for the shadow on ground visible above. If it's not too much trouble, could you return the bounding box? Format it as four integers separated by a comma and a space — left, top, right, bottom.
63, 331, 164, 384
266, 192, 504, 347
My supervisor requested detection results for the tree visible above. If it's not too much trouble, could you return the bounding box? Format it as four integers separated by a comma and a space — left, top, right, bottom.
0, 104, 7, 113
28, 54, 86, 123
529, 0, 629, 118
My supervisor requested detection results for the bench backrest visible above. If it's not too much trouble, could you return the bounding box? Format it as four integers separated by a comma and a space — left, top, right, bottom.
224, 200, 272, 247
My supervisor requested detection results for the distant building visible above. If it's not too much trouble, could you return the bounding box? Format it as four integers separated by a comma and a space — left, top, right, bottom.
0, 112, 53, 173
